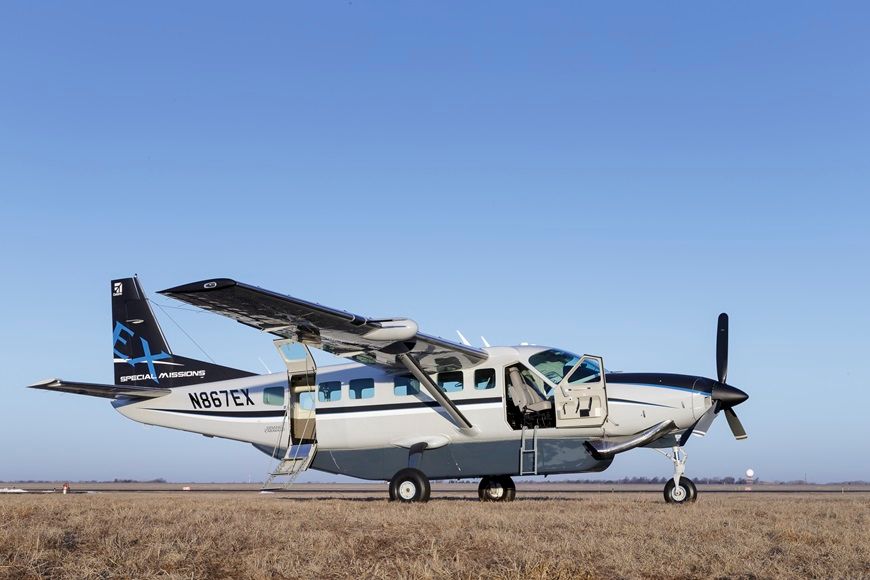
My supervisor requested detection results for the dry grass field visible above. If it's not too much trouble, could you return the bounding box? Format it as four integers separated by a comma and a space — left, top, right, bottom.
1, 492, 867, 579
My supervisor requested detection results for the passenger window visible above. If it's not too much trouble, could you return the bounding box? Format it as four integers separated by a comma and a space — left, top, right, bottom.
318, 381, 342, 402
263, 387, 285, 406
349, 378, 375, 399
438, 371, 464, 393
394, 375, 420, 396
299, 391, 315, 411
475, 368, 496, 390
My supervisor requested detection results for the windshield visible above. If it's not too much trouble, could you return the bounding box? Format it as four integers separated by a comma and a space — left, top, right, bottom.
528, 349, 581, 384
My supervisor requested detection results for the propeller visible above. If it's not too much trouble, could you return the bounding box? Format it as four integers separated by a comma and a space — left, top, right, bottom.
712, 312, 748, 440
680, 312, 748, 444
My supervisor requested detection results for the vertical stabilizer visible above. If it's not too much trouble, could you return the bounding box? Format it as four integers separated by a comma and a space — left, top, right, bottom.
111, 277, 254, 387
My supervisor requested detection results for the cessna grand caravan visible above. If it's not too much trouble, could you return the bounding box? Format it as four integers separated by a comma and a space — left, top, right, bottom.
31, 276, 748, 503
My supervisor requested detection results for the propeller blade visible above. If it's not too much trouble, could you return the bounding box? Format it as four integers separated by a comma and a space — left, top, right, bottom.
723, 407, 747, 440
694, 404, 719, 436
716, 313, 729, 384
678, 421, 697, 447
678, 405, 719, 446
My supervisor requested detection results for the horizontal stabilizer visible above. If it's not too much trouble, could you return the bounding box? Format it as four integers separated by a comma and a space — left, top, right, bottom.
28, 378, 171, 400
584, 420, 676, 460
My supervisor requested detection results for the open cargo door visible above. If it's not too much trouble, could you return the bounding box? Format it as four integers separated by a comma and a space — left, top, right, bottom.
274, 339, 317, 444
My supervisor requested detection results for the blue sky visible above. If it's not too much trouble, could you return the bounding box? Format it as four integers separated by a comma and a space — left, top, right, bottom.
1, 1, 868, 483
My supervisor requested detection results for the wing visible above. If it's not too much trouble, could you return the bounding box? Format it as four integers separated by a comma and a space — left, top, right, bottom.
159, 278, 488, 374
29, 378, 170, 399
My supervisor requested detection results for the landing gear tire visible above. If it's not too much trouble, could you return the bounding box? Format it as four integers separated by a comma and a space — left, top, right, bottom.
478, 475, 516, 502
663, 477, 697, 504
389, 468, 431, 503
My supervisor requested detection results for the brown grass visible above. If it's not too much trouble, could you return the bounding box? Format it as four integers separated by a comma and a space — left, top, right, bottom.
1, 492, 867, 579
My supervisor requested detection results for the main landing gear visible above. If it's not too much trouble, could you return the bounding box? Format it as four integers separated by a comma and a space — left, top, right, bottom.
478, 475, 516, 502
389, 468, 431, 503
657, 446, 698, 504
388, 470, 518, 503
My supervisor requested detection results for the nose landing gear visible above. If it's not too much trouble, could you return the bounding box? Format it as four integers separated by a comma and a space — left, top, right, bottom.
656, 446, 698, 504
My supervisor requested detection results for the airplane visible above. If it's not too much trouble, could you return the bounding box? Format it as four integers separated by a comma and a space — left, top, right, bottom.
30, 276, 749, 504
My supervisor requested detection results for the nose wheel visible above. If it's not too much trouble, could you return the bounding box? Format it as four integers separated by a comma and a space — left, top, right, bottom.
656, 446, 698, 504
663, 476, 697, 503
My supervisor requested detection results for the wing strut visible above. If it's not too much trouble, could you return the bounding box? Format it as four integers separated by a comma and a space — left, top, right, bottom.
397, 353, 474, 431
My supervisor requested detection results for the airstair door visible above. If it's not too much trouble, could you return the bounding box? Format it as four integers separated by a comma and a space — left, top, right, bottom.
554, 355, 608, 428
274, 340, 317, 444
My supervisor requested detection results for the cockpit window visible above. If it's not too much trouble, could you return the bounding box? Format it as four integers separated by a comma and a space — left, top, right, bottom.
567, 358, 602, 384
528, 349, 580, 384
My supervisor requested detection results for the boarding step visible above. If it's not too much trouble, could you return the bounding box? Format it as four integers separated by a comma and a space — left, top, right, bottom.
519, 425, 538, 476
262, 443, 317, 490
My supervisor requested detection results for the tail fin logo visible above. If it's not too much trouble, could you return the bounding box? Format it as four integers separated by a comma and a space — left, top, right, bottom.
112, 321, 171, 383
113, 282, 123, 296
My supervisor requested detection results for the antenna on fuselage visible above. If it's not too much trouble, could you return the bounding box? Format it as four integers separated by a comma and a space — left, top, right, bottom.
456, 330, 471, 346
481, 336, 491, 348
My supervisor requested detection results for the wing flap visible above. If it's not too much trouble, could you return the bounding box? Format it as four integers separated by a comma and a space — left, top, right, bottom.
159, 278, 488, 373
29, 378, 171, 400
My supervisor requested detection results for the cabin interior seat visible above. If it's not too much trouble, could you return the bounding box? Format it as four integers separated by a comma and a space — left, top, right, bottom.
508, 366, 553, 413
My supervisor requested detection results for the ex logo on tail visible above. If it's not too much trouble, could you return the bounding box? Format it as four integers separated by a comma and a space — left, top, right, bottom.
112, 321, 171, 383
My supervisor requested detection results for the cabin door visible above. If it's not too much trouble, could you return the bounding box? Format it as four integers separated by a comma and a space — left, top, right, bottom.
274, 340, 317, 444
554, 355, 608, 428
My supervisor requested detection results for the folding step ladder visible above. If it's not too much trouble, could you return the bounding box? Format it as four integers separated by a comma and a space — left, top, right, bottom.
262, 443, 317, 490
519, 425, 538, 475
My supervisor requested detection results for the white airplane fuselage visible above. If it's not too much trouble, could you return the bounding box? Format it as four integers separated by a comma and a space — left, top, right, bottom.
114, 345, 711, 480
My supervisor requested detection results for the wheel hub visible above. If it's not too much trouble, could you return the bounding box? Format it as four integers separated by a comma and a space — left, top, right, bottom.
488, 483, 504, 499
671, 485, 687, 501
398, 481, 417, 500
